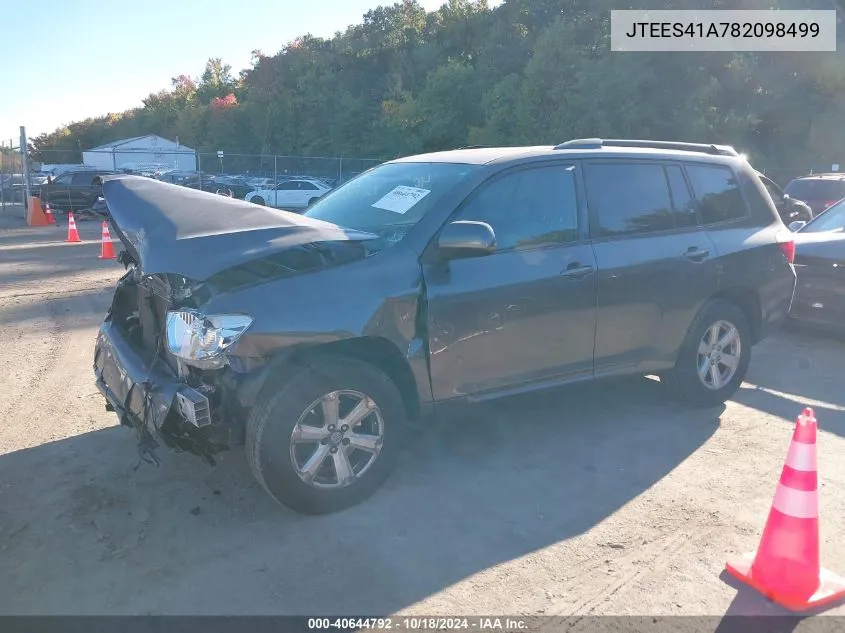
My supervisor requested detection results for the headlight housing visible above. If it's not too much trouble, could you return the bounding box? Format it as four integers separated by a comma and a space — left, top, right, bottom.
165, 310, 253, 368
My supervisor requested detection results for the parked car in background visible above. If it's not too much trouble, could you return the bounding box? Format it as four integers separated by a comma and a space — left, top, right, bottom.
158, 171, 216, 190
784, 173, 845, 216
94, 139, 796, 516
787, 199, 845, 333
211, 175, 253, 199
40, 168, 118, 213
0, 173, 49, 201
757, 172, 813, 224
245, 178, 332, 210
245, 177, 275, 189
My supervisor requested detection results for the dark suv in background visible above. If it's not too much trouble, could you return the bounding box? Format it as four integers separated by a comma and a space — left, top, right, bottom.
40, 168, 118, 213
94, 139, 797, 515
757, 172, 813, 224
784, 173, 845, 216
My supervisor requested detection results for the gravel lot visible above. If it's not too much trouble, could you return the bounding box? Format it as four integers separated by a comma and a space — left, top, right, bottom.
1, 207, 844, 621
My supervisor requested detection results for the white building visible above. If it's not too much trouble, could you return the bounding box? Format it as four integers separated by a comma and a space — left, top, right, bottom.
82, 134, 197, 172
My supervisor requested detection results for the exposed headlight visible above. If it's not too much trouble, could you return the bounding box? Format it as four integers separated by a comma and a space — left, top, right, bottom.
165, 310, 253, 367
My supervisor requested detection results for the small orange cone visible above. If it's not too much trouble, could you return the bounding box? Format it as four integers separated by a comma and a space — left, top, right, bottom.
98, 221, 116, 259
725, 407, 845, 611
66, 212, 82, 243
44, 202, 56, 225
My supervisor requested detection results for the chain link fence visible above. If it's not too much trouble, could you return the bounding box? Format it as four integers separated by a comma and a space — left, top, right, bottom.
31, 148, 385, 206
16, 142, 845, 211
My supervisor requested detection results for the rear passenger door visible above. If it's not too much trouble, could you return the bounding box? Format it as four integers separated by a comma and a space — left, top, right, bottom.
687, 164, 789, 320
584, 161, 720, 374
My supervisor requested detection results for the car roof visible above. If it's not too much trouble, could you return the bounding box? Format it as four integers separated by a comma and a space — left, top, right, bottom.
388, 143, 743, 168
791, 173, 845, 181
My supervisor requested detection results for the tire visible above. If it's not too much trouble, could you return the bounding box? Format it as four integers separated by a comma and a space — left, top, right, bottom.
662, 299, 752, 408
251, 196, 265, 206
245, 356, 405, 515
307, 197, 318, 207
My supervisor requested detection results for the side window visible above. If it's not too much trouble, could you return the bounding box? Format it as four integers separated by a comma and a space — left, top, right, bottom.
686, 165, 748, 225
276, 182, 296, 190
53, 174, 72, 186
665, 165, 698, 229
583, 163, 675, 237
300, 182, 319, 190
71, 173, 94, 186
454, 165, 579, 251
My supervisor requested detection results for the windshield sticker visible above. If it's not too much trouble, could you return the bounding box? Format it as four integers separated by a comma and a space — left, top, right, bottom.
371, 186, 431, 214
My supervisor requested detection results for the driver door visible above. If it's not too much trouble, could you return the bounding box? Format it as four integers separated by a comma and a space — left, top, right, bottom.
422, 163, 598, 400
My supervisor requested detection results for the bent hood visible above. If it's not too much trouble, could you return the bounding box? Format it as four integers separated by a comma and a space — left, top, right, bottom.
102, 175, 376, 281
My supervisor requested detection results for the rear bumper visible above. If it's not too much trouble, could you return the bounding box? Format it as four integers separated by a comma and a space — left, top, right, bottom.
93, 321, 232, 462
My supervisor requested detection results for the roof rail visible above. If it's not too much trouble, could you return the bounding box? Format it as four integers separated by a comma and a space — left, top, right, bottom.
553, 138, 740, 157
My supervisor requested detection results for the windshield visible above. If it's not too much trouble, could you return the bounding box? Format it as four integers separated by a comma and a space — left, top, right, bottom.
801, 199, 845, 233
303, 161, 479, 251
784, 179, 845, 201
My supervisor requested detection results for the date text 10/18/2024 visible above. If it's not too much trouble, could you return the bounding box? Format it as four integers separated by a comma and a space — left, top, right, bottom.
307, 617, 528, 631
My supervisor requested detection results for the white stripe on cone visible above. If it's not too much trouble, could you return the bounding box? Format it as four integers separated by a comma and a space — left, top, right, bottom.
772, 483, 819, 519
785, 442, 817, 472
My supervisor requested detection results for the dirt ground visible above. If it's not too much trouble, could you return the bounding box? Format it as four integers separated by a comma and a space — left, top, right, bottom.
1, 206, 845, 621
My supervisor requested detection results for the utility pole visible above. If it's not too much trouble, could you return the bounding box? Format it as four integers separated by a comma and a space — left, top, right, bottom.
20, 127, 32, 207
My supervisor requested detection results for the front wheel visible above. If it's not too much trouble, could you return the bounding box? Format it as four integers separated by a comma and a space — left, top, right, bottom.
662, 299, 752, 408
245, 356, 405, 515
251, 196, 265, 206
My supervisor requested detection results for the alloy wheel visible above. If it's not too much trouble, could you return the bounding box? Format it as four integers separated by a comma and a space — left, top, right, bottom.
696, 320, 742, 390
289, 390, 384, 489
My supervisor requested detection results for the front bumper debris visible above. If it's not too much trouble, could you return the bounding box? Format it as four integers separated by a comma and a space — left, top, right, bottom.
93, 321, 220, 464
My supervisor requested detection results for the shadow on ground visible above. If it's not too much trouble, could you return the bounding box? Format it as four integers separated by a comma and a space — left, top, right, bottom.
0, 377, 721, 615
735, 327, 845, 438
714, 570, 845, 633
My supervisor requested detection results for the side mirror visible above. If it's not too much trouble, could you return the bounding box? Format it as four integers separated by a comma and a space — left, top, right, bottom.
437, 220, 497, 259
789, 220, 807, 232
783, 193, 792, 202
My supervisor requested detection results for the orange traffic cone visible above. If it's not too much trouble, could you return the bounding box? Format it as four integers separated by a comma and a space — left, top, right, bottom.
725, 407, 845, 611
66, 212, 81, 243
98, 221, 116, 259
44, 202, 56, 225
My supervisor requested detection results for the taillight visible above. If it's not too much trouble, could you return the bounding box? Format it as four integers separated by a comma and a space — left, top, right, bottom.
778, 239, 795, 264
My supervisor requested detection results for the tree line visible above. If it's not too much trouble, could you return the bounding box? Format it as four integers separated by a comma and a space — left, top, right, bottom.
29, 0, 845, 183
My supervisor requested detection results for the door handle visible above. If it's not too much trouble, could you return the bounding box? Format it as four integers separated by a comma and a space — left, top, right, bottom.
683, 248, 710, 262
560, 263, 594, 279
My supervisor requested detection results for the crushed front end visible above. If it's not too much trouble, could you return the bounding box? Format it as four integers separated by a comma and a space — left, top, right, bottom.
94, 264, 251, 466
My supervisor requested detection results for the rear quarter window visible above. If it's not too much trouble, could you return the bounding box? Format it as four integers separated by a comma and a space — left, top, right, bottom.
737, 169, 780, 225
685, 164, 748, 225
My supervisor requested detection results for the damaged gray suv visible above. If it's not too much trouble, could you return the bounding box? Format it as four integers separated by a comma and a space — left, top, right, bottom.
94, 139, 797, 514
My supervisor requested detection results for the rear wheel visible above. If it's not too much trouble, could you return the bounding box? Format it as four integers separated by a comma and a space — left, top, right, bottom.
245, 356, 405, 515
662, 299, 751, 408
307, 197, 319, 207
251, 196, 265, 206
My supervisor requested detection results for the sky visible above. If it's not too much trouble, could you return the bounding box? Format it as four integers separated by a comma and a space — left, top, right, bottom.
0, 0, 471, 144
